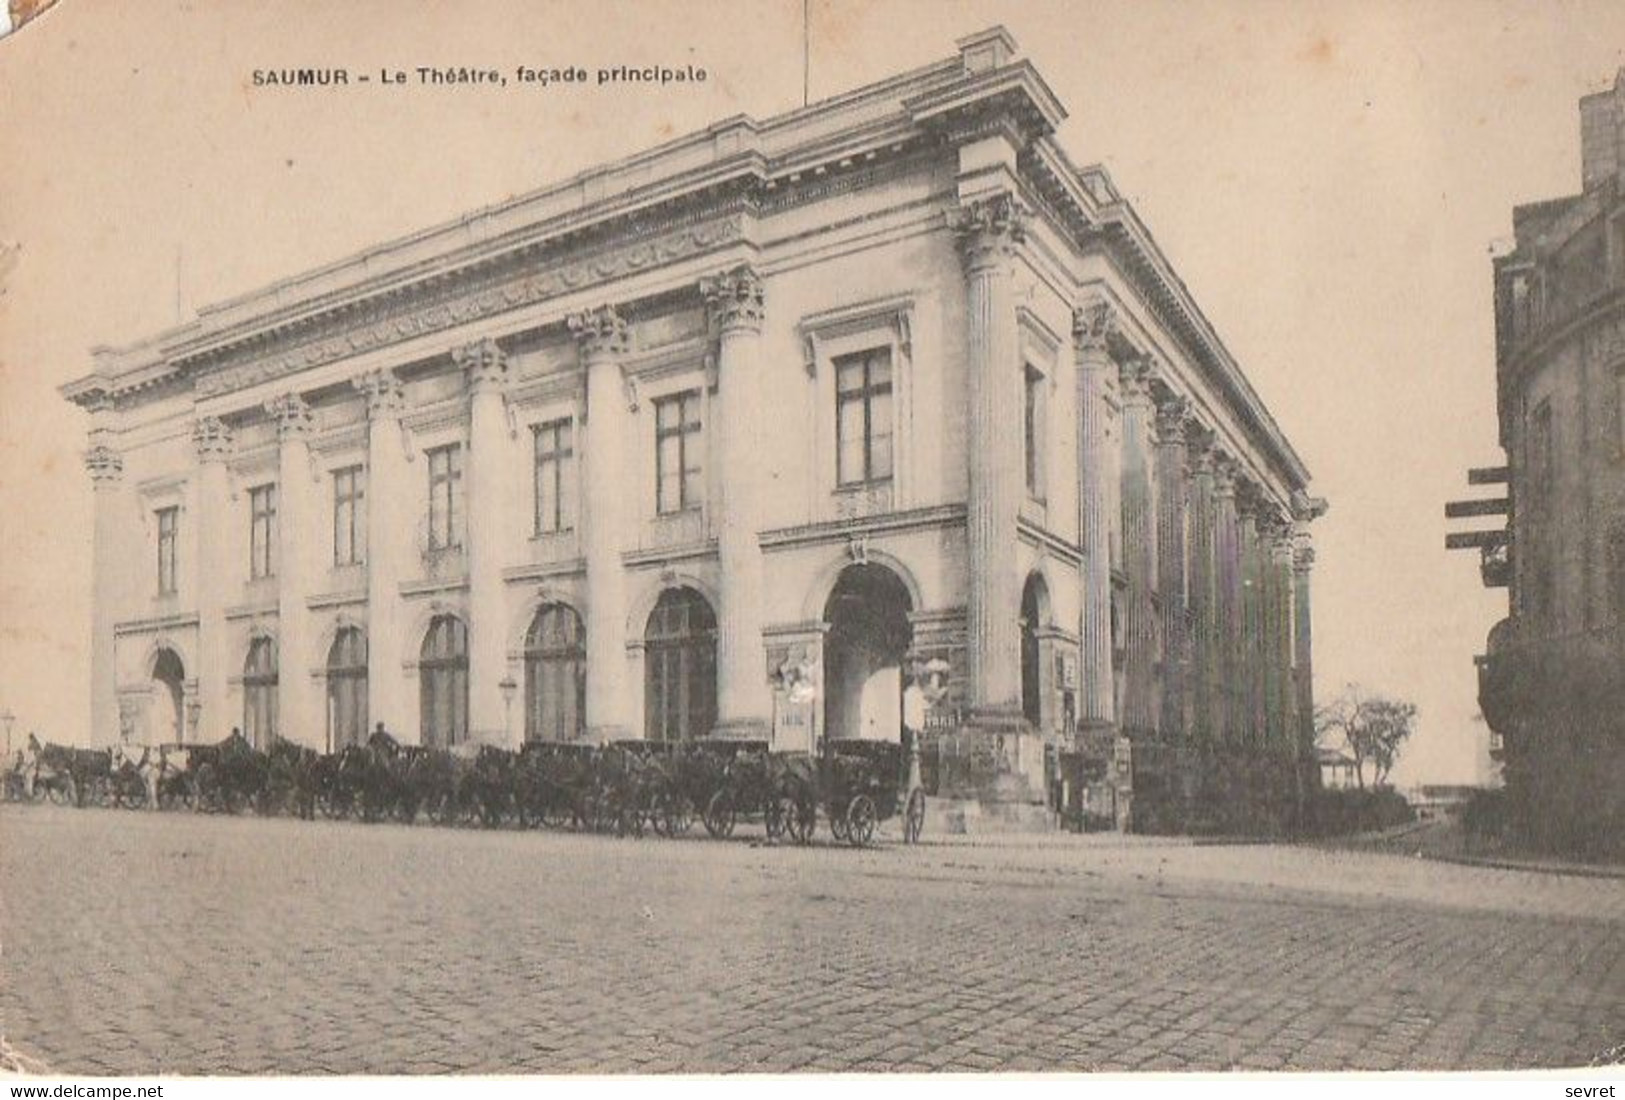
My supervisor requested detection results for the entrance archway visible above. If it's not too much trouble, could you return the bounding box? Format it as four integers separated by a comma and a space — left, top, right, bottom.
1021, 572, 1051, 730
822, 563, 913, 743
151, 647, 185, 744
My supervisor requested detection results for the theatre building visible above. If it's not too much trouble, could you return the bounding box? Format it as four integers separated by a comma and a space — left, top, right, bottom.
62, 28, 1323, 830
1451, 69, 1625, 855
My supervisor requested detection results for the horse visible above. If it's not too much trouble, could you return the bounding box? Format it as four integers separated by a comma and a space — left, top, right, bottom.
108, 743, 161, 810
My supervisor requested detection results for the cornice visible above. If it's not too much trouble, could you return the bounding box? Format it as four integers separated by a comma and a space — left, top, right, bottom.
113, 611, 200, 637
760, 503, 967, 552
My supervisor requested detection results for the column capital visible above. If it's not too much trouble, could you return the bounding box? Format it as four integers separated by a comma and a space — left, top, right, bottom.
1071, 294, 1118, 358
1211, 452, 1240, 498
1292, 491, 1330, 524
453, 337, 508, 394
1293, 540, 1317, 576
1153, 390, 1190, 443
950, 193, 1030, 273
352, 368, 405, 420
192, 416, 234, 463
701, 264, 765, 334
567, 304, 630, 360
1186, 424, 1216, 472
1118, 353, 1159, 402
84, 443, 124, 484
264, 392, 312, 441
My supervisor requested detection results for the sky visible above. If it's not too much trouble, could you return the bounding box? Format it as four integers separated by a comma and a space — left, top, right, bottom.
2, 0, 1622, 784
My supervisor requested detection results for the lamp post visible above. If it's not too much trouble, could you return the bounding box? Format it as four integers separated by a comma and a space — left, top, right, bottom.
498, 677, 518, 747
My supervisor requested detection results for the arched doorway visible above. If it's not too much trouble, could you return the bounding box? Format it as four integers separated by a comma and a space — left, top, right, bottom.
1021, 572, 1051, 730
420, 615, 469, 748
525, 603, 585, 743
823, 563, 913, 742
644, 587, 717, 743
326, 627, 368, 752
151, 647, 186, 744
243, 637, 278, 749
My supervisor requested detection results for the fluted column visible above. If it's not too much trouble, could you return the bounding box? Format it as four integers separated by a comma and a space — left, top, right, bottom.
192, 418, 234, 743
1072, 298, 1118, 737
569, 306, 633, 742
704, 265, 772, 739
85, 443, 124, 743
1117, 355, 1160, 740
1237, 489, 1266, 747
455, 338, 512, 746
1186, 429, 1217, 743
354, 369, 407, 739
267, 392, 318, 749
1154, 390, 1190, 743
1212, 456, 1241, 745
953, 194, 1028, 723
1292, 529, 1318, 758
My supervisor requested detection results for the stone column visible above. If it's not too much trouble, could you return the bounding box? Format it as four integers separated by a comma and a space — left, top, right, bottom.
1117, 355, 1160, 741
1268, 514, 1297, 748
85, 443, 124, 744
266, 392, 318, 749
454, 338, 512, 746
1237, 489, 1266, 747
192, 417, 234, 743
953, 194, 1030, 742
354, 369, 407, 738
1292, 529, 1318, 759
569, 306, 633, 742
1154, 389, 1190, 744
1211, 456, 1241, 746
1072, 298, 1118, 739
1186, 428, 1217, 743
703, 265, 772, 739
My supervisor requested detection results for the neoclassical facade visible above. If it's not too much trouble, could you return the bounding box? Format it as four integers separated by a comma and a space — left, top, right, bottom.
1453, 69, 1625, 855
63, 28, 1322, 829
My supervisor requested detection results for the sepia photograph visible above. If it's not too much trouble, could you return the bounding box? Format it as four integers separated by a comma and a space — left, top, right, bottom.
0, 0, 1622, 1083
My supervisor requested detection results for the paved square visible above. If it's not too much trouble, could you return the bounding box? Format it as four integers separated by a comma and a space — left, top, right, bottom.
2, 804, 1621, 1074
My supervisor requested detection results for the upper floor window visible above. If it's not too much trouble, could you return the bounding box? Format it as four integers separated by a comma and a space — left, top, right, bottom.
426, 443, 463, 551
533, 419, 575, 535
156, 506, 179, 595
1023, 363, 1046, 501
655, 391, 703, 514
835, 348, 894, 487
332, 465, 366, 567
249, 484, 277, 580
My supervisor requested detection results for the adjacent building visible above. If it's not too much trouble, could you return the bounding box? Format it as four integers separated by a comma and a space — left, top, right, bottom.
1450, 68, 1625, 856
62, 28, 1323, 831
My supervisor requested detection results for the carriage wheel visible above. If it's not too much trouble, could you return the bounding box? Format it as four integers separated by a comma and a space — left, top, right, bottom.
845, 795, 877, 847
903, 789, 926, 845
48, 776, 75, 807
702, 790, 736, 839
120, 777, 149, 811
783, 796, 817, 845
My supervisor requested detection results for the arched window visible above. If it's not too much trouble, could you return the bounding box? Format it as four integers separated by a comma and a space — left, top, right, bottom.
525, 604, 585, 743
243, 637, 278, 750
644, 587, 716, 743
326, 627, 368, 752
420, 614, 468, 748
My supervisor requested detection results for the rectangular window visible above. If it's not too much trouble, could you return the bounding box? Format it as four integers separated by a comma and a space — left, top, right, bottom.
249, 485, 277, 580
332, 465, 366, 567
427, 444, 463, 551
1529, 400, 1554, 505
156, 506, 178, 595
1024, 363, 1045, 500
834, 348, 894, 486
532, 419, 574, 535
655, 391, 703, 514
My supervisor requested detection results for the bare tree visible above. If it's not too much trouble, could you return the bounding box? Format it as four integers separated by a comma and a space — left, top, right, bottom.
1315, 685, 1418, 790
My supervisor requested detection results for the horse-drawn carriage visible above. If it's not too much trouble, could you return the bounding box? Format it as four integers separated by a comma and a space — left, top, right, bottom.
813, 737, 927, 847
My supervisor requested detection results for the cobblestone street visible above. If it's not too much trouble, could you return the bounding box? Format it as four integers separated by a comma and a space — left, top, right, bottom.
2, 803, 1621, 1075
